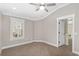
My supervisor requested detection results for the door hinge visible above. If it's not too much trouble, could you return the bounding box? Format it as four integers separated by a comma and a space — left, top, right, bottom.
59, 22, 60, 24
58, 32, 60, 34
58, 41, 60, 44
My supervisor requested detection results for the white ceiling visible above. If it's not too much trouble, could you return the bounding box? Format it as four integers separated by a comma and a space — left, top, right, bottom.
0, 3, 69, 20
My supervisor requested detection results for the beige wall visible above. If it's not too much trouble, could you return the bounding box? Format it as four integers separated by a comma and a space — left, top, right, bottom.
0, 14, 2, 53
1, 15, 33, 48
34, 4, 79, 54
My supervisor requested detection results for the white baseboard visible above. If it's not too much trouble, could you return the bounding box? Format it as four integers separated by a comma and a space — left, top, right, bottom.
35, 40, 58, 47
72, 50, 79, 55
1, 40, 57, 50
1, 40, 34, 49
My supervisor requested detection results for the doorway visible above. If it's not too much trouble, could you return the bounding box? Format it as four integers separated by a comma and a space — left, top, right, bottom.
66, 18, 73, 46
57, 14, 75, 51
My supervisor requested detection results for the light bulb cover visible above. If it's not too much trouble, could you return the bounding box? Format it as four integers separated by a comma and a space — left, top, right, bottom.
12, 7, 16, 10
40, 6, 45, 10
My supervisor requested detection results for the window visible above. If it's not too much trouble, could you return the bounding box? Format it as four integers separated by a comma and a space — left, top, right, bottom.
10, 17, 24, 40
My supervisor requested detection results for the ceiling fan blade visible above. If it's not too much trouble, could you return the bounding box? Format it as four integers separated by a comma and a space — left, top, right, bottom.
29, 3, 41, 6
36, 8, 40, 11
44, 8, 48, 12
46, 3, 56, 6
29, 3, 38, 5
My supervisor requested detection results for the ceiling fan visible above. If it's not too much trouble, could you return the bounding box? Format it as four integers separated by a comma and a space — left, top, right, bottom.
29, 3, 56, 12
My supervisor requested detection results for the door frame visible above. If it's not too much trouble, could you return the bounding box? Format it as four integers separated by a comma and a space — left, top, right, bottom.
57, 14, 75, 50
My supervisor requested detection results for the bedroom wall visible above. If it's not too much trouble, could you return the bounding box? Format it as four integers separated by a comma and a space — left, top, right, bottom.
1, 15, 33, 48
0, 14, 2, 54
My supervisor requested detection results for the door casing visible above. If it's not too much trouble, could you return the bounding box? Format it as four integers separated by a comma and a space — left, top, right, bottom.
57, 14, 75, 52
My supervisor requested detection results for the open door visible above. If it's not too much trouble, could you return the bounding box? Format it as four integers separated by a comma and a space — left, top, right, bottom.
57, 14, 74, 48
58, 19, 65, 47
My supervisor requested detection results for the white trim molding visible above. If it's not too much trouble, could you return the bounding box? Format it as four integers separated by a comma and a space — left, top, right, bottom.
1, 40, 58, 50
2, 4, 70, 21
72, 50, 79, 55
33, 40, 58, 47
57, 14, 75, 48
1, 40, 34, 49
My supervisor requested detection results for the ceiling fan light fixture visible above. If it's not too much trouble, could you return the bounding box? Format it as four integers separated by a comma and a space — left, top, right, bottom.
12, 7, 16, 10
40, 6, 45, 10
40, 2, 44, 4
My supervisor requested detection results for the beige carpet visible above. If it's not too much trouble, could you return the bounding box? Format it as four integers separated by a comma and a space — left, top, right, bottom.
1, 42, 78, 56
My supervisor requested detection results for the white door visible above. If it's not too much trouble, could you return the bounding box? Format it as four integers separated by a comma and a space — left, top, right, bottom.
58, 20, 65, 47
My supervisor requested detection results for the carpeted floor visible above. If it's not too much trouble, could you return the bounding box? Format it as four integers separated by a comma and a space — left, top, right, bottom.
1, 42, 78, 56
